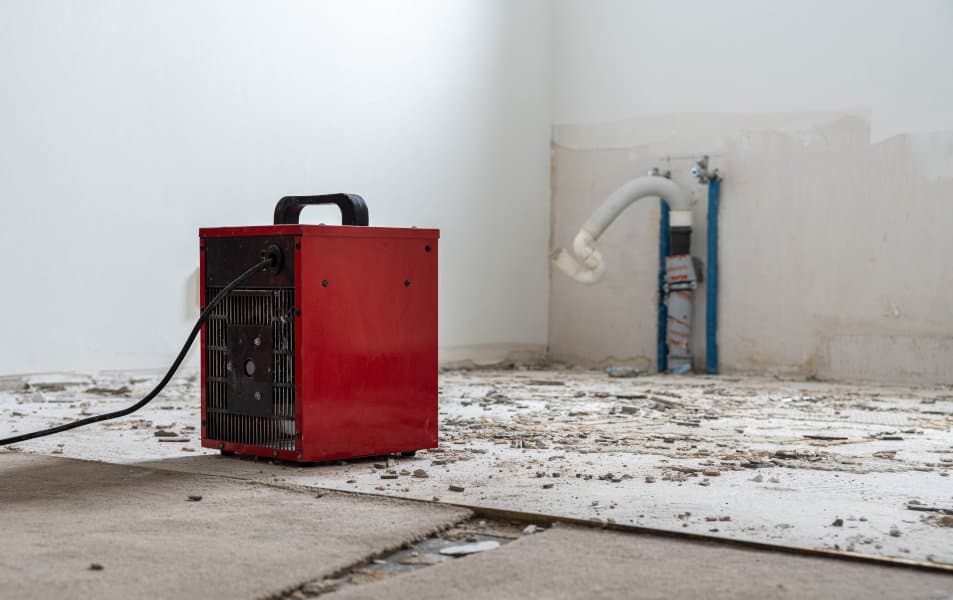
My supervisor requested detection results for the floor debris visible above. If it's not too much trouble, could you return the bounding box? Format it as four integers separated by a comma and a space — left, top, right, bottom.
606, 367, 641, 378
906, 504, 953, 515
439, 540, 501, 556
85, 386, 131, 397
3, 367, 952, 566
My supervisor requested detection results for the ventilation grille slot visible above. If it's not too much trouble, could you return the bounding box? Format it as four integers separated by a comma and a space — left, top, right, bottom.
205, 288, 295, 450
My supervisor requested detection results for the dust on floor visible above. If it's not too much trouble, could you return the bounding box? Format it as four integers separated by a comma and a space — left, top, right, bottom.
1, 367, 951, 565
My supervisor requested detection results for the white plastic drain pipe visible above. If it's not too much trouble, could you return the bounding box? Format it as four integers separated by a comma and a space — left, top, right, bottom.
552, 176, 691, 284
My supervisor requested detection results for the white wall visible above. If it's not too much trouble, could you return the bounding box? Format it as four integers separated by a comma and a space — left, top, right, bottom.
0, 0, 552, 374
554, 0, 953, 140
550, 0, 953, 382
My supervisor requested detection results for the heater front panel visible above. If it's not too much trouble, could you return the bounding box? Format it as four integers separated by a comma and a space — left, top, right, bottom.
202, 235, 297, 452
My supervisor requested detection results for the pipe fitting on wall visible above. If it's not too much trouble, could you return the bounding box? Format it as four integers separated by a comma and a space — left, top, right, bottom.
553, 175, 689, 284
691, 155, 719, 184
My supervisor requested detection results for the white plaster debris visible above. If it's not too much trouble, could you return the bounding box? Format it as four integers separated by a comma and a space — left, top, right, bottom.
1, 367, 951, 565
438, 540, 501, 556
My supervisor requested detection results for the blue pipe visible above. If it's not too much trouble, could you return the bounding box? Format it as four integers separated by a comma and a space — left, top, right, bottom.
705, 178, 721, 374
657, 199, 670, 373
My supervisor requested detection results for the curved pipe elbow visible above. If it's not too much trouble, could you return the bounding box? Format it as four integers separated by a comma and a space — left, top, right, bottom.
552, 175, 688, 284
588, 176, 689, 235
571, 229, 600, 268
551, 246, 606, 284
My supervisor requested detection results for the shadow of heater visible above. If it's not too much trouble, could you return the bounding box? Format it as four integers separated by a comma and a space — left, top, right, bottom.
200, 194, 439, 462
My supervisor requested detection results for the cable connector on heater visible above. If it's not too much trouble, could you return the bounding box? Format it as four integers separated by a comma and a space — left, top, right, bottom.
261, 245, 284, 274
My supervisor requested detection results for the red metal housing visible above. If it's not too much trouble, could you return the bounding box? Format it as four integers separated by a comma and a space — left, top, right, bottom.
199, 223, 439, 462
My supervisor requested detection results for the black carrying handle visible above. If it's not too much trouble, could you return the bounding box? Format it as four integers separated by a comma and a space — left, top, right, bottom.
274, 193, 369, 226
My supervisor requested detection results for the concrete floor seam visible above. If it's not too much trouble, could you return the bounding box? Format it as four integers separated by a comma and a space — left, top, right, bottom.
258, 515, 481, 600
124, 459, 953, 576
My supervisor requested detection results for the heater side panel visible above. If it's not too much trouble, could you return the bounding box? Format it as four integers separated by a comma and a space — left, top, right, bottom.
298, 232, 439, 461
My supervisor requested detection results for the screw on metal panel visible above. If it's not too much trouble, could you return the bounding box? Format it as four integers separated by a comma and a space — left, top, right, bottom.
425, 245, 431, 252
295, 242, 301, 249
294, 308, 301, 316
253, 391, 261, 401
405, 280, 411, 287
253, 337, 261, 347
322, 280, 328, 287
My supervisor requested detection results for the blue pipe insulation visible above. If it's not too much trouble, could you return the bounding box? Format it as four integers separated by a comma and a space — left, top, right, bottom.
657, 199, 670, 373
705, 178, 721, 374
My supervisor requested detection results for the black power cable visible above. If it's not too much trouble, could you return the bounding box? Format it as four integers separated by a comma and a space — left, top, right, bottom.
0, 254, 277, 447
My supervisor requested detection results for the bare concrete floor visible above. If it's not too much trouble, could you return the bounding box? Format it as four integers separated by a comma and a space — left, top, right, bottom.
1, 453, 951, 599
1, 367, 952, 595
3, 368, 950, 565
330, 526, 953, 600
0, 453, 470, 599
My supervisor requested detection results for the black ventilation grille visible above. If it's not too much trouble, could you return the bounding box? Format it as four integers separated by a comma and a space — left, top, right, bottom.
205, 288, 296, 451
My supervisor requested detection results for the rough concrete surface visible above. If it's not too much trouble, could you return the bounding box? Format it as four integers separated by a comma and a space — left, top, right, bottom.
2, 367, 952, 593
0, 453, 470, 600
327, 525, 953, 600
20, 369, 942, 565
